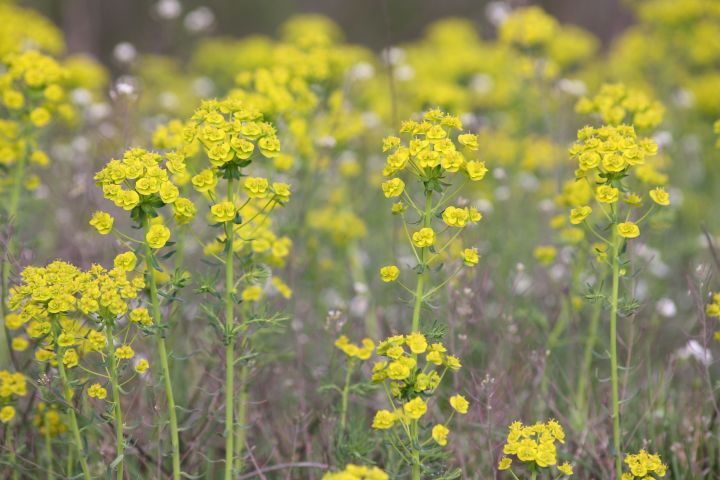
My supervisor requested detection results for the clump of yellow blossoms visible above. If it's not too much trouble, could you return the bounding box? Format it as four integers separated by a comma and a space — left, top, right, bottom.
575, 83, 665, 131
498, 6, 597, 78
381, 109, 486, 332
568, 124, 668, 242
499, 6, 558, 50
368, 333, 467, 477
498, 420, 573, 477
0, 49, 73, 200
93, 147, 196, 227
33, 402, 67, 438
0, 370, 27, 423
0, 3, 64, 58
185, 99, 293, 292
9, 260, 143, 361
621, 450, 667, 479
322, 464, 388, 480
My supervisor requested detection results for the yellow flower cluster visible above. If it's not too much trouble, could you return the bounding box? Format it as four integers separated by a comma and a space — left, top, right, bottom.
622, 450, 667, 479
498, 420, 573, 475
576, 83, 665, 130
335, 335, 374, 360
0, 3, 64, 58
8, 257, 146, 367
568, 125, 670, 240
185, 98, 281, 179
499, 6, 558, 49
33, 402, 67, 438
369, 333, 466, 449
322, 464, 388, 480
93, 147, 196, 225
0, 370, 27, 423
381, 109, 487, 183
0, 50, 73, 127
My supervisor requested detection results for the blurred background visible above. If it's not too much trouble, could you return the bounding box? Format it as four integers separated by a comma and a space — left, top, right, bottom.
22, 0, 634, 71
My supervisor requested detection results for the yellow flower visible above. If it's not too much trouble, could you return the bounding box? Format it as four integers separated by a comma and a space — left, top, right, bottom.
649, 187, 670, 206
241, 285, 262, 302
458, 133, 479, 150
403, 397, 427, 420
244, 177, 269, 198
211, 201, 236, 223
442, 206, 470, 227
498, 457, 512, 470
5, 314, 23, 330
466, 160, 488, 181
114, 252, 137, 272
159, 181, 179, 204
412, 227, 435, 248
146, 224, 171, 249
371, 409, 395, 429
30, 107, 51, 127
386, 361, 410, 380
87, 383, 107, 400
63, 349, 79, 368
449, 394, 469, 414
191, 169, 217, 192
617, 222, 640, 239
272, 182, 291, 202
130, 308, 153, 326
379, 265, 400, 282
432, 424, 450, 446
405, 332, 427, 354
115, 345, 135, 360
90, 211, 114, 234
381, 178, 405, 198
173, 198, 197, 224
569, 206, 592, 224
445, 355, 462, 370
463, 248, 480, 266
596, 185, 619, 203
0, 406, 16, 423
534, 245, 557, 265
134, 358, 150, 374
558, 462, 573, 475
11, 337, 29, 351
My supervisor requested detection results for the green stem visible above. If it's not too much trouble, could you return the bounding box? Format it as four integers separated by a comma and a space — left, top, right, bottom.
411, 421, 421, 480
66, 442, 73, 479
224, 177, 236, 480
55, 343, 92, 480
411, 190, 433, 333
339, 359, 355, 432
105, 325, 124, 479
143, 220, 181, 480
609, 228, 623, 476
234, 363, 249, 474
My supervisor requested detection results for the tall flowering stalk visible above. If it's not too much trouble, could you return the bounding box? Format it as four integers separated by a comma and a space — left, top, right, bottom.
379, 109, 487, 332
567, 123, 669, 474
92, 147, 196, 479
0, 50, 73, 368
8, 259, 147, 478
183, 99, 290, 478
